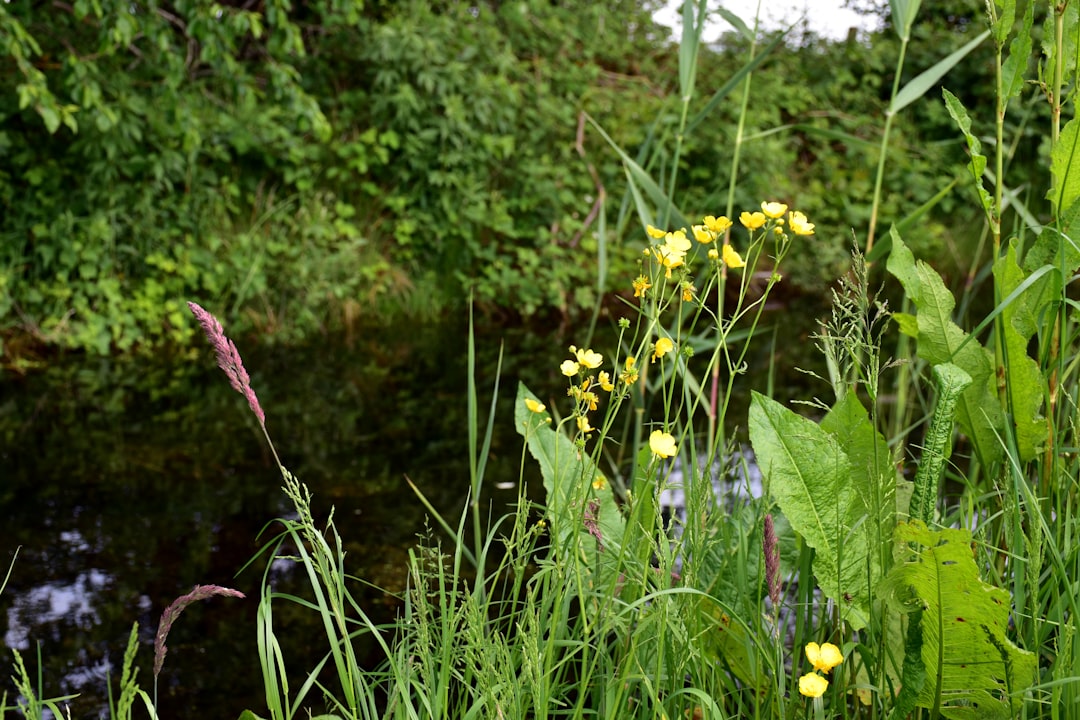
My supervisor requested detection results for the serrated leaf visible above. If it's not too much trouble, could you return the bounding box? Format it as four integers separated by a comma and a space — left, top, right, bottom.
943, 89, 993, 217
886, 233, 1004, 467
881, 522, 1037, 719
1001, 0, 1033, 106
749, 392, 870, 628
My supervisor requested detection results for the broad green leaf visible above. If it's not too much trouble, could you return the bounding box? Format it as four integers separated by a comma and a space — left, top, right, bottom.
514, 382, 625, 560
886, 233, 1005, 467
1049, 117, 1080, 216
992, 241, 1047, 461
943, 89, 993, 217
820, 392, 897, 587
749, 392, 870, 629
881, 522, 1037, 719
891, 30, 990, 115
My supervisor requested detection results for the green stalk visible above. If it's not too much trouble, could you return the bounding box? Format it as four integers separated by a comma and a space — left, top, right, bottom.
865, 39, 908, 255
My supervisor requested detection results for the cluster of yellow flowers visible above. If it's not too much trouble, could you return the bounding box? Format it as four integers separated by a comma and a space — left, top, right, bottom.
798, 641, 844, 698
635, 201, 814, 301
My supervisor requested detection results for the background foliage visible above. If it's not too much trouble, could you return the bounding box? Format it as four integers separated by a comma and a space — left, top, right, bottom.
1, 0, 1005, 360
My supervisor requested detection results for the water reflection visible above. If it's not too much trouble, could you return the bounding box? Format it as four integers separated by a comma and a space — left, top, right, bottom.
0, 308, 825, 718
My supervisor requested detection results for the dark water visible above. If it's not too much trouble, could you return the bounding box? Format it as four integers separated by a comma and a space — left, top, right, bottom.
0, 307, 825, 719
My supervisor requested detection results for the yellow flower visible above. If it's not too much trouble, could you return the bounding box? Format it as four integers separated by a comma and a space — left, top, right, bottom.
707, 247, 719, 261
646, 224, 667, 239
703, 215, 733, 234
592, 474, 608, 490
598, 371, 615, 392
620, 356, 639, 385
761, 201, 788, 219
692, 225, 713, 244
560, 359, 580, 377
805, 642, 844, 673
739, 211, 766, 230
664, 229, 691, 253
652, 245, 685, 277
789, 210, 815, 236
581, 390, 599, 412
569, 345, 604, 369
649, 429, 677, 458
798, 672, 829, 698
576, 415, 594, 433
681, 281, 694, 302
632, 275, 652, 298
652, 337, 674, 362
722, 244, 745, 269
524, 398, 546, 413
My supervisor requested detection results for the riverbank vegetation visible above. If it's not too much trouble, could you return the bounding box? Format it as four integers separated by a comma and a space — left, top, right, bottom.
4, 0, 1080, 718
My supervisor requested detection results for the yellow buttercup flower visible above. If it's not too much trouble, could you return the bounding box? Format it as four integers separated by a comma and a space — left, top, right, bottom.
789, 210, 815, 236
569, 345, 603, 369
649, 429, 677, 458
592, 474, 608, 490
598, 371, 615, 392
620, 356, 639, 385
681, 281, 694, 302
581, 390, 599, 412
560, 360, 580, 377
707, 247, 719, 261
806, 642, 843, 673
722, 244, 745, 269
740, 211, 766, 230
703, 215, 733, 234
524, 398, 546, 413
692, 225, 713, 244
652, 337, 674, 362
576, 415, 594, 433
632, 275, 651, 298
646, 224, 667, 239
798, 672, 828, 698
761, 201, 788, 219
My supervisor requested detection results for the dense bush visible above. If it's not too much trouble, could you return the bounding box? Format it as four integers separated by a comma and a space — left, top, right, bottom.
1, 0, 1002, 360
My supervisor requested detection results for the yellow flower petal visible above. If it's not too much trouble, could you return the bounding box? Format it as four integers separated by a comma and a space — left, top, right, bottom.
646, 224, 667, 239
761, 201, 788, 219
703, 215, 733, 234
722, 244, 745, 269
560, 360, 580, 376
798, 672, 828, 698
805, 642, 844, 673
524, 398, 546, 413
739, 211, 766, 230
652, 337, 674, 362
576, 415, 594, 433
789, 210, 815, 236
649, 429, 677, 458
692, 225, 713, 243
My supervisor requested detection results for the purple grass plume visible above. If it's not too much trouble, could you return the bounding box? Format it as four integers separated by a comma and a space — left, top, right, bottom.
583, 499, 603, 552
154, 584, 245, 680
187, 301, 265, 426
763, 514, 781, 607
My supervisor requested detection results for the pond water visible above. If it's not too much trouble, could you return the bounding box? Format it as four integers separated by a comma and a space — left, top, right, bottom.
0, 306, 826, 719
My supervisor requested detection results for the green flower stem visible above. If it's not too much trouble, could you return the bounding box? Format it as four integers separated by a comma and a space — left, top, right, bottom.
909, 363, 973, 525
